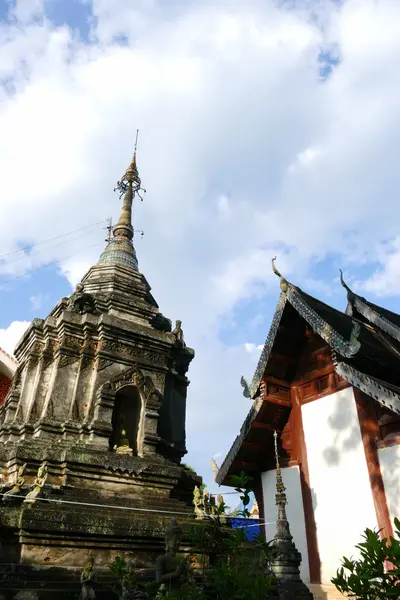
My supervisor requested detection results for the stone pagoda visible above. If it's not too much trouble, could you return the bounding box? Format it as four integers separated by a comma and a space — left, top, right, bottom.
0, 142, 200, 593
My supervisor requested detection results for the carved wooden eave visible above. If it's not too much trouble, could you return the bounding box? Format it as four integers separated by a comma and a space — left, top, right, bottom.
350, 294, 400, 343
333, 356, 400, 415
249, 283, 361, 398
341, 272, 400, 344
218, 277, 400, 487
215, 379, 291, 486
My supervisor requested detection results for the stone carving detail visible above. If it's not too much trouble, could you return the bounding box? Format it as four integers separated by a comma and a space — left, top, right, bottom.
69, 283, 97, 315
97, 358, 114, 372
79, 556, 96, 599
101, 340, 167, 366
172, 320, 186, 347
62, 335, 84, 352
3, 463, 26, 501
105, 367, 156, 401
59, 354, 81, 368
24, 462, 47, 505
155, 519, 188, 595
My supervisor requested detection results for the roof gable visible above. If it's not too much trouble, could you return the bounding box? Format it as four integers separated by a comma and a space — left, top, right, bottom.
0, 347, 17, 379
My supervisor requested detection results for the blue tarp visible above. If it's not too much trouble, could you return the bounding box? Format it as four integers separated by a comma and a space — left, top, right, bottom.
231, 518, 261, 541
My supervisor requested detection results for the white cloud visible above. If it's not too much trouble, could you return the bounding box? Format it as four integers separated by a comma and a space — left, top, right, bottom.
244, 343, 263, 354
0, 320, 30, 355
359, 236, 400, 297
7, 0, 44, 23
1, 0, 400, 484
29, 292, 49, 311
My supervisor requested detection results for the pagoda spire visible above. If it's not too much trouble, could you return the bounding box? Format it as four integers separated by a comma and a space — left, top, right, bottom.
270, 430, 313, 600
98, 130, 146, 271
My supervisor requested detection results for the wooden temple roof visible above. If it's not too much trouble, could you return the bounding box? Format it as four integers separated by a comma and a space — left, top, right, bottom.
216, 273, 400, 487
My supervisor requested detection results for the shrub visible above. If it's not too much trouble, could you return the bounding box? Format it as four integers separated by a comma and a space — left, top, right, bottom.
332, 517, 400, 600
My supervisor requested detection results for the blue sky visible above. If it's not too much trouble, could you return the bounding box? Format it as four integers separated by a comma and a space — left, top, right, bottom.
1, 0, 400, 502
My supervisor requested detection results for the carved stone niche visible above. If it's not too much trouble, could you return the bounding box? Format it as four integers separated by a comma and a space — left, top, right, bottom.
90, 366, 162, 456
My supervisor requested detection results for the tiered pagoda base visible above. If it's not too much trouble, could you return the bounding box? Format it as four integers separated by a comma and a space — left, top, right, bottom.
0, 440, 201, 598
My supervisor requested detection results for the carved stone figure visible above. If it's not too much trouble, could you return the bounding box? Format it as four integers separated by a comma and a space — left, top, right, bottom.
172, 320, 186, 348
80, 556, 96, 600
155, 519, 187, 596
120, 560, 148, 599
69, 283, 97, 315
193, 486, 204, 519
202, 490, 210, 515
24, 463, 47, 505
3, 463, 26, 501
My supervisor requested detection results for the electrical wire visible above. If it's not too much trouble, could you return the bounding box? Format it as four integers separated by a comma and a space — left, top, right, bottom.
0, 491, 269, 527
0, 228, 105, 269
0, 241, 104, 289
0, 219, 108, 261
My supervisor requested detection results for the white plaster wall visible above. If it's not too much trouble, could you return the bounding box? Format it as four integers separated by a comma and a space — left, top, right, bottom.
302, 387, 378, 584
378, 444, 400, 530
0, 349, 17, 378
261, 466, 310, 583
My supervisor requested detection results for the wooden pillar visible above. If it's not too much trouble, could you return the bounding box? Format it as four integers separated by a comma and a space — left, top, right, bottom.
354, 389, 394, 540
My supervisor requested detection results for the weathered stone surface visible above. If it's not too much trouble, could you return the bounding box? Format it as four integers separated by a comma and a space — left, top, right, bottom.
0, 154, 200, 596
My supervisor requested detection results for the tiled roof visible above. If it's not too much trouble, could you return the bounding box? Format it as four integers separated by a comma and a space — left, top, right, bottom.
216, 279, 400, 486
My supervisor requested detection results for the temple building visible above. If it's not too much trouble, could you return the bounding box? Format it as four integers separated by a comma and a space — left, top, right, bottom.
0, 145, 200, 595
0, 347, 17, 404
216, 260, 400, 593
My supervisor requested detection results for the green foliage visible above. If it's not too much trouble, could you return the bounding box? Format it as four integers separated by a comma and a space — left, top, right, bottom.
332, 517, 400, 600
228, 471, 254, 518
109, 555, 129, 592
109, 472, 275, 599
182, 463, 195, 473
203, 562, 277, 600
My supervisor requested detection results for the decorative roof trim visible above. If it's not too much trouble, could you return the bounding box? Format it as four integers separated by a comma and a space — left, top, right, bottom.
340, 270, 400, 342
248, 284, 361, 398
249, 293, 287, 397
353, 296, 400, 343
333, 358, 400, 416
286, 285, 361, 358
215, 397, 264, 486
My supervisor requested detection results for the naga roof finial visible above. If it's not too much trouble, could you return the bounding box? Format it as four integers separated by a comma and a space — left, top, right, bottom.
272, 257, 288, 293
339, 269, 355, 302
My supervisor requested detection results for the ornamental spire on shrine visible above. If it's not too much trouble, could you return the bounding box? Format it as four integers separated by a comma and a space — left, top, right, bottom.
270, 431, 313, 600
98, 130, 146, 271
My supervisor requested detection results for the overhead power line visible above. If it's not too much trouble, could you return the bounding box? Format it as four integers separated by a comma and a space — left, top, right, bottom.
0, 241, 104, 289
0, 228, 105, 269
0, 492, 268, 527
0, 219, 108, 261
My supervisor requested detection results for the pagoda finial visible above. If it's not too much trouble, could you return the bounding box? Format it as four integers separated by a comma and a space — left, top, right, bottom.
113, 130, 146, 241
97, 131, 146, 271
272, 257, 288, 293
